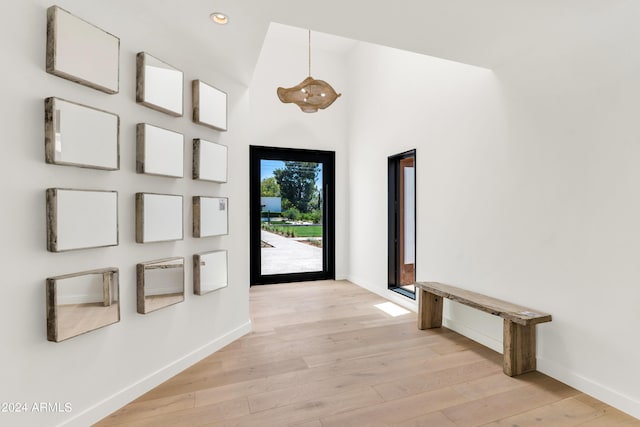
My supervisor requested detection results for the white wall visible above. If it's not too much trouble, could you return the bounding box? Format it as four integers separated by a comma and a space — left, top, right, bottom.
249, 23, 351, 279
346, 32, 640, 419
346, 41, 508, 314
491, 8, 640, 416
0, 1, 251, 426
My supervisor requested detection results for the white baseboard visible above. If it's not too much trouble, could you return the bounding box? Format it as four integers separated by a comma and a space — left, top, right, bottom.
58, 320, 252, 427
444, 319, 640, 420
441, 317, 503, 354
346, 275, 417, 313
537, 357, 640, 420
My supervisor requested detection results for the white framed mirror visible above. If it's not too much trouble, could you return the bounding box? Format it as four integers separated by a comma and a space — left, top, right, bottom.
46, 6, 119, 94
193, 196, 228, 238
45, 97, 119, 170
136, 257, 184, 314
46, 189, 118, 252
136, 52, 183, 116
193, 139, 227, 183
136, 124, 184, 178
192, 80, 227, 131
194, 250, 228, 295
46, 268, 120, 342
135, 193, 183, 243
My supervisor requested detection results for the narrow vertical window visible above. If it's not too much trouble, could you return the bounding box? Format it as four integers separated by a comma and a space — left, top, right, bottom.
388, 150, 416, 298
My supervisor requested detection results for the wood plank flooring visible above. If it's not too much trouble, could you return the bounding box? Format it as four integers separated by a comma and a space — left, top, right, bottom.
95, 280, 640, 427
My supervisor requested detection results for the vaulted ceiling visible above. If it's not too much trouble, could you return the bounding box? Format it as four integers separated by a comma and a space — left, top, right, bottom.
83, 0, 640, 85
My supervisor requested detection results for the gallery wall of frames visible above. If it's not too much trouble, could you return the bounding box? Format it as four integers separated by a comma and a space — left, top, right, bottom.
45, 5, 230, 342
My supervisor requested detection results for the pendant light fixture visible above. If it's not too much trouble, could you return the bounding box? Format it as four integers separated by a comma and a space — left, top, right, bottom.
277, 30, 341, 113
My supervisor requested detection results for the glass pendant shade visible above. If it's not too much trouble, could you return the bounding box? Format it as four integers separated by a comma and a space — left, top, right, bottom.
277, 30, 341, 113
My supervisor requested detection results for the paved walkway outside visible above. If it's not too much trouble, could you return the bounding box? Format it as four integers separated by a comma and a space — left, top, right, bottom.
261, 230, 322, 275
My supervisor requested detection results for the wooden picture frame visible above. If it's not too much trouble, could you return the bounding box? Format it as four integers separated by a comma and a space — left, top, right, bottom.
136, 257, 185, 314
46, 6, 120, 94
194, 250, 228, 295
46, 268, 120, 342
135, 193, 183, 243
192, 80, 227, 131
45, 97, 120, 170
193, 139, 227, 183
46, 188, 119, 252
193, 196, 228, 238
136, 123, 184, 178
136, 52, 183, 116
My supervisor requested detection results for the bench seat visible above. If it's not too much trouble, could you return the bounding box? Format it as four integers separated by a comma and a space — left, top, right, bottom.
415, 281, 552, 376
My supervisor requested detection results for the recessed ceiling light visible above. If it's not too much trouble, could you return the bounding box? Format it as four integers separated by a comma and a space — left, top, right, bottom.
210, 12, 229, 25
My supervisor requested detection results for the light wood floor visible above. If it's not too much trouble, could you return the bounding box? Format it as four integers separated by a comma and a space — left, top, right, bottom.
95, 280, 640, 427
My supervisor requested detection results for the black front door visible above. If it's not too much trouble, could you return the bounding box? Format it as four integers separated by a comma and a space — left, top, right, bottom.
250, 146, 335, 285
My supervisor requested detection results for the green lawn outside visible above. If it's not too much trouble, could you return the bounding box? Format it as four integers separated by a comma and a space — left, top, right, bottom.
263, 224, 323, 238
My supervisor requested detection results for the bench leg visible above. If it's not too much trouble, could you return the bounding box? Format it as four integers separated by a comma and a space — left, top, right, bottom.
503, 320, 536, 376
417, 288, 443, 330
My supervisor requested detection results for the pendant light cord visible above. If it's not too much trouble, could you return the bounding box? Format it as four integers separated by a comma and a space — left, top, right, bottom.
308, 29, 311, 77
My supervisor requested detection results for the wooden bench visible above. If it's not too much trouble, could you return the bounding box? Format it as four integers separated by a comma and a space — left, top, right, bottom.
415, 282, 552, 376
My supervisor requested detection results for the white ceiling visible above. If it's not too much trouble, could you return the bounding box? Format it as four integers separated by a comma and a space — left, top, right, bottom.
99, 0, 640, 85
265, 23, 358, 56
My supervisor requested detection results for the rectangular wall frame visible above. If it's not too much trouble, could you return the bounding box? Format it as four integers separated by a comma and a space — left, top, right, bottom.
136, 52, 183, 116
47, 188, 118, 252
192, 80, 227, 131
45, 97, 120, 170
193, 196, 228, 237
194, 250, 228, 295
135, 193, 183, 243
193, 139, 227, 182
46, 268, 120, 342
136, 123, 184, 178
46, 6, 120, 94
136, 257, 185, 314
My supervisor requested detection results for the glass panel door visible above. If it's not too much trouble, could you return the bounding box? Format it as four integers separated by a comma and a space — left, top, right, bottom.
250, 146, 335, 285
260, 159, 323, 275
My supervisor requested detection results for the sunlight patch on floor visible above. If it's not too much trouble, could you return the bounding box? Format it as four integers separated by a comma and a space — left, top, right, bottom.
374, 302, 410, 317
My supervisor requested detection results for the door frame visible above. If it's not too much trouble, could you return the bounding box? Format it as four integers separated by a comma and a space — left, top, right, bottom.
249, 145, 335, 285
388, 149, 416, 299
